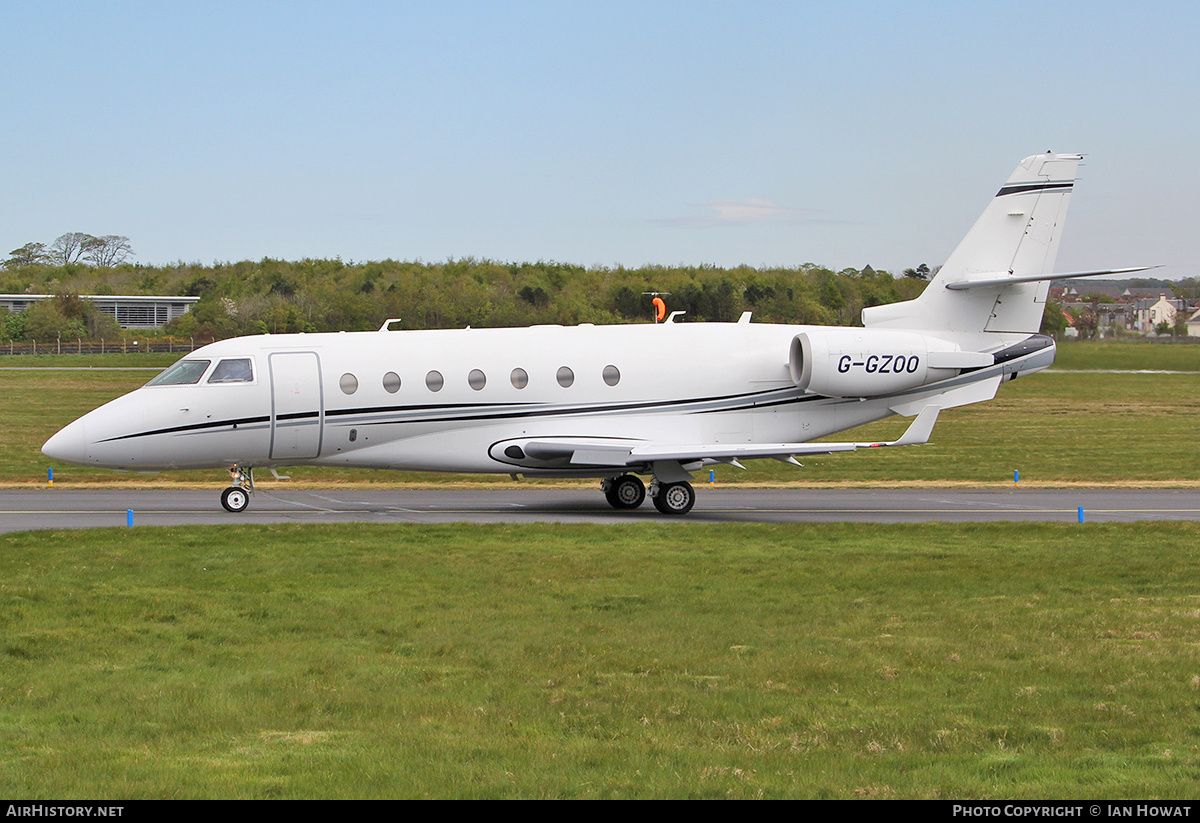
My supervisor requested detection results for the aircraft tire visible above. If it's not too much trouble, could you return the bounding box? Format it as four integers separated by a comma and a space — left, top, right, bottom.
605, 474, 646, 509
652, 481, 695, 515
221, 486, 251, 513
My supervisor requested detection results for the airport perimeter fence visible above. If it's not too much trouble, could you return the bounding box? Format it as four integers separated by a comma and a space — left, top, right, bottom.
0, 338, 215, 356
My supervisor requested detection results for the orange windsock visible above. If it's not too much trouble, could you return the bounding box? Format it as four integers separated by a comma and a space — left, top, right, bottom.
652, 296, 666, 322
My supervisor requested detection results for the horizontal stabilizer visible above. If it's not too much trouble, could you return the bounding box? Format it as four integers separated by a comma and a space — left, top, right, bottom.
943, 266, 1157, 291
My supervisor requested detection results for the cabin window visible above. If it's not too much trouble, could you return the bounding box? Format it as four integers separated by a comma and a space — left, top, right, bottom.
603, 365, 620, 386
556, 366, 574, 388
208, 358, 254, 384
340, 373, 358, 395
510, 368, 528, 389
426, 370, 444, 392
383, 372, 401, 393
468, 369, 486, 391
146, 360, 211, 386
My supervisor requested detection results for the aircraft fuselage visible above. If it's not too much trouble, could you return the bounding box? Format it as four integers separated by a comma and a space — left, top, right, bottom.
41, 319, 1051, 477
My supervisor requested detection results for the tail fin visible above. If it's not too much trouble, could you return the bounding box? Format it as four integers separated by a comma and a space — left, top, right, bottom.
863, 152, 1082, 335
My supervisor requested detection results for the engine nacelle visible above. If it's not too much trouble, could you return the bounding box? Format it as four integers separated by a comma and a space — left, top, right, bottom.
789, 328, 991, 397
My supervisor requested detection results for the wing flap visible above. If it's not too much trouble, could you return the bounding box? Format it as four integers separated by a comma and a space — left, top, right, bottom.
628, 441, 857, 462
505, 405, 941, 469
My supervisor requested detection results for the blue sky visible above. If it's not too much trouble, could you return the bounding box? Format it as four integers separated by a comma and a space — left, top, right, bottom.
3, 1, 1195, 277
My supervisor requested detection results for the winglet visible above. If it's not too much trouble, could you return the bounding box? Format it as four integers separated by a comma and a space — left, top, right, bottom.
890, 405, 940, 446
859, 405, 940, 448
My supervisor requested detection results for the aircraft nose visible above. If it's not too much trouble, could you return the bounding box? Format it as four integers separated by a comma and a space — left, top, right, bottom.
42, 418, 89, 465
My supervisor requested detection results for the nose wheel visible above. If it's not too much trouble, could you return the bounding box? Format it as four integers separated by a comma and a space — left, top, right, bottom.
221, 486, 251, 513
221, 465, 254, 513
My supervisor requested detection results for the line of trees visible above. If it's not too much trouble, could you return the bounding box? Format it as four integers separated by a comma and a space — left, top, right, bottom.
0, 256, 935, 343
2, 253, 1113, 344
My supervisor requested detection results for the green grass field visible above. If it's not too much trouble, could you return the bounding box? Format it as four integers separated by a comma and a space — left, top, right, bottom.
1050, 339, 1200, 372
3, 522, 1199, 799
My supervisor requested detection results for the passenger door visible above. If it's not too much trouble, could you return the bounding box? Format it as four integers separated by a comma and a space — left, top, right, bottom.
269, 351, 323, 460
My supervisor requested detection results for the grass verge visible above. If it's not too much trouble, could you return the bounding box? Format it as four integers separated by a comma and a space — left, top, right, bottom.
3, 522, 1199, 798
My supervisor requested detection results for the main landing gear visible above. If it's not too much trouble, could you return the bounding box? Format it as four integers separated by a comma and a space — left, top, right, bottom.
221, 465, 253, 513
651, 479, 696, 515
601, 474, 696, 516
603, 474, 646, 509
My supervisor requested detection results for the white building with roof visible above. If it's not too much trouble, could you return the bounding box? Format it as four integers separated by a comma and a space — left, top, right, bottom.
0, 294, 199, 329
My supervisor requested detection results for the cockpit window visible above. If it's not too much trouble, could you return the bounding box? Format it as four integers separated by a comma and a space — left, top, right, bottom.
146, 360, 211, 386
208, 358, 254, 384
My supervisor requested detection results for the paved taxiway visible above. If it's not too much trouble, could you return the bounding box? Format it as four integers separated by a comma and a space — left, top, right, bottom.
1, 487, 1199, 532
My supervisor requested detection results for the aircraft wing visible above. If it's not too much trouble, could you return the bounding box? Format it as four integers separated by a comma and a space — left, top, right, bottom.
517, 405, 941, 469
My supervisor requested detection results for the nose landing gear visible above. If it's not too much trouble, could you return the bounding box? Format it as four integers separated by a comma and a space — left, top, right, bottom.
221, 465, 254, 513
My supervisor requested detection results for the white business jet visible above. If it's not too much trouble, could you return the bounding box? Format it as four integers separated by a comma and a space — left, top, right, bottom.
42, 153, 1147, 515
